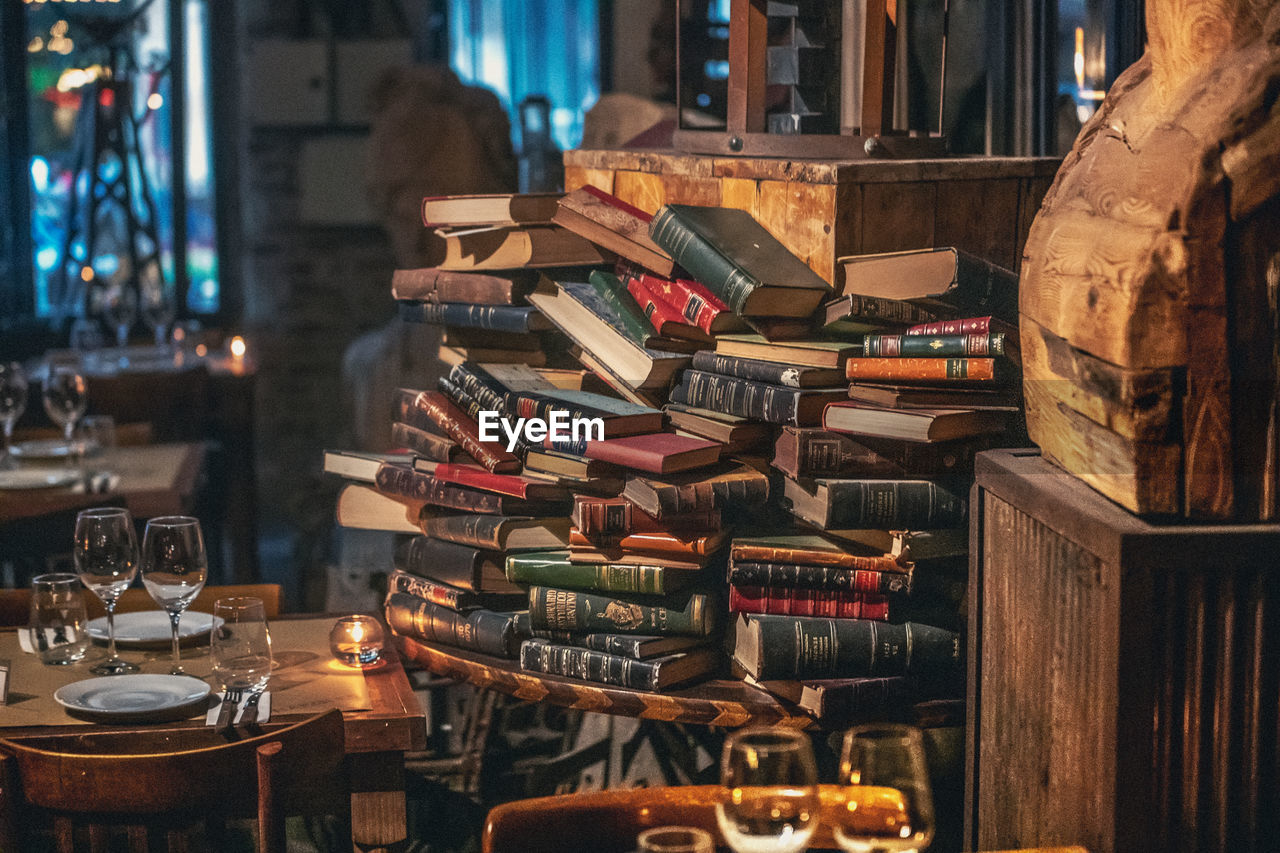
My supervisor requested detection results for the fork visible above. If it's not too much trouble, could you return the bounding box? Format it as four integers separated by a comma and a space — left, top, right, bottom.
240, 689, 265, 726
216, 687, 243, 728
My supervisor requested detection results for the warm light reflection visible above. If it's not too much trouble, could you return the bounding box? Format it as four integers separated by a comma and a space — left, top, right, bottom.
229, 336, 247, 359
1074, 27, 1086, 91
194, 344, 208, 358
147, 92, 164, 110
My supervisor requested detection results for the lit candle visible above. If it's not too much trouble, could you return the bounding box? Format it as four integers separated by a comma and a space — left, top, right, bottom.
329, 615, 385, 668
229, 335, 247, 360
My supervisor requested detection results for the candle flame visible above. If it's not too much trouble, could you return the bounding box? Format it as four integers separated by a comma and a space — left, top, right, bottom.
230, 336, 247, 358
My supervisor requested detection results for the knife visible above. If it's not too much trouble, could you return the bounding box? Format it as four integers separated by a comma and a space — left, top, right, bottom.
240, 689, 265, 726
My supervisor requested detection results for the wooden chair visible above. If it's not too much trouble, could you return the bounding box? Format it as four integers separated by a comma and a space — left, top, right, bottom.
481, 784, 1091, 853
0, 708, 347, 853
0, 583, 283, 628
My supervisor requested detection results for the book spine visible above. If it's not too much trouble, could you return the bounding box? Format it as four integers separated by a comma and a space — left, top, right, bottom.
729, 585, 891, 620
388, 569, 478, 611
862, 333, 1006, 357
690, 351, 808, 388
829, 294, 944, 325
823, 480, 967, 528
506, 555, 670, 595
649, 207, 756, 314
519, 640, 664, 691
729, 544, 906, 572
672, 370, 799, 424
572, 496, 633, 536
395, 537, 482, 589
421, 514, 508, 550
844, 357, 998, 382
376, 463, 509, 514
568, 528, 714, 557
626, 274, 689, 337
384, 592, 519, 657
398, 302, 539, 333
748, 617, 961, 680
727, 561, 911, 595
581, 634, 652, 657
905, 316, 996, 336
391, 268, 520, 304
587, 270, 654, 348
446, 363, 511, 416
528, 586, 713, 636
398, 388, 520, 472
389, 422, 463, 462
778, 429, 977, 479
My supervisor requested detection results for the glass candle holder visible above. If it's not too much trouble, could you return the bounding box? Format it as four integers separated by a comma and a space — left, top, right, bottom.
329, 615, 385, 668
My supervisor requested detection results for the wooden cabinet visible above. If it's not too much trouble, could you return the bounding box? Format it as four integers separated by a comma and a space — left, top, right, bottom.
966, 449, 1280, 853
562, 149, 1060, 284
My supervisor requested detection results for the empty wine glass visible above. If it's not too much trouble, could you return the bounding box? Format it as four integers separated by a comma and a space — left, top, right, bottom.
102, 280, 138, 365
42, 367, 88, 445
0, 362, 28, 469
74, 507, 140, 675
139, 264, 176, 350
211, 597, 273, 698
140, 516, 208, 675
715, 727, 820, 853
833, 724, 935, 853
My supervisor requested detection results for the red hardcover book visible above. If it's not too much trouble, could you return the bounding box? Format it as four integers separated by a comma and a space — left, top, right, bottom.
616, 264, 743, 335
624, 273, 713, 342
415, 460, 569, 502
904, 315, 1014, 337
549, 432, 722, 474
729, 585, 891, 620
395, 389, 520, 473
844, 357, 1002, 383
568, 527, 728, 557
572, 494, 720, 537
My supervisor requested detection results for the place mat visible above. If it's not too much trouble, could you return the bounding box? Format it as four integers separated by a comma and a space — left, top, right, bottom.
0, 617, 372, 728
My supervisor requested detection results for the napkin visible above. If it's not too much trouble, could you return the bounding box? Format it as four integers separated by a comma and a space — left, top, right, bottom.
205, 690, 271, 726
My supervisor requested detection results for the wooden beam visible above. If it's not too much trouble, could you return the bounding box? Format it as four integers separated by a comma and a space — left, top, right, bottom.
727, 0, 768, 135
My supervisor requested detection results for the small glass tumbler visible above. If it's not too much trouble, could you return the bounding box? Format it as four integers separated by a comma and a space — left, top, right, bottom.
329, 615, 385, 668
30, 573, 90, 665
637, 826, 714, 853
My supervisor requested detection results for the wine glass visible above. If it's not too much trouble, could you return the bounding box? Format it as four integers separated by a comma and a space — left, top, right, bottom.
715, 727, 820, 853
140, 516, 208, 675
211, 597, 273, 700
0, 362, 28, 469
139, 264, 176, 350
102, 279, 138, 357
73, 507, 140, 675
832, 724, 935, 853
42, 367, 88, 446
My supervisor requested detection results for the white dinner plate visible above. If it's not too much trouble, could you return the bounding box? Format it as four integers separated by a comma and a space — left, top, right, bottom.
87, 611, 219, 649
54, 674, 212, 723
8, 438, 93, 461
0, 468, 81, 490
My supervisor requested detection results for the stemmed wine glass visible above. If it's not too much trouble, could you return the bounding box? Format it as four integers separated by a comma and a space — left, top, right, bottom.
139, 264, 176, 350
140, 516, 208, 675
73, 507, 140, 675
832, 724, 935, 853
210, 596, 274, 710
102, 280, 138, 366
715, 727, 820, 853
0, 362, 28, 469
42, 367, 88, 446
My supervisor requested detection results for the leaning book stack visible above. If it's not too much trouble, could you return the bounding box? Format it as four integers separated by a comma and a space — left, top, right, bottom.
323, 189, 1030, 719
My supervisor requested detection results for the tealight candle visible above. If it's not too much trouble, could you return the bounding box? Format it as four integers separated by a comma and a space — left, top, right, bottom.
329, 615, 385, 668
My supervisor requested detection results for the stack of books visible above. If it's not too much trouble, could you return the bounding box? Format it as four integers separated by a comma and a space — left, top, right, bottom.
322, 188, 1030, 717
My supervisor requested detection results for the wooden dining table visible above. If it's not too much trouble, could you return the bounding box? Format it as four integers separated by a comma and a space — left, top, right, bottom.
0, 614, 427, 852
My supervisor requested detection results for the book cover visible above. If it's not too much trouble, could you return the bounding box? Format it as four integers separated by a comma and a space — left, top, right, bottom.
546, 432, 722, 474
731, 613, 962, 681
394, 388, 521, 473
439, 224, 609, 271
505, 551, 696, 596
622, 461, 770, 519
322, 449, 416, 483
837, 247, 1019, 323
690, 350, 844, 388
421, 192, 562, 227
567, 527, 727, 558
420, 512, 572, 551
553, 186, 677, 276
376, 462, 562, 515
528, 586, 716, 636
421, 461, 570, 502
625, 273, 713, 342
385, 591, 521, 658
730, 535, 908, 571
671, 370, 846, 426
714, 334, 857, 369
397, 302, 552, 333
821, 402, 1011, 443
862, 332, 1009, 358
728, 585, 892, 620
783, 478, 968, 529
773, 427, 983, 479
391, 266, 536, 304
387, 568, 527, 613
727, 560, 912, 595
905, 315, 1015, 337
662, 404, 774, 450
844, 357, 1007, 383
518, 639, 720, 691
572, 494, 719, 537
394, 536, 513, 592
586, 269, 668, 350
648, 204, 833, 317
616, 262, 745, 335
822, 292, 946, 328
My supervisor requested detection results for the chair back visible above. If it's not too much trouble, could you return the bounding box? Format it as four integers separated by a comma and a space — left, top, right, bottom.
0, 583, 284, 628
0, 708, 346, 853
482, 785, 1093, 853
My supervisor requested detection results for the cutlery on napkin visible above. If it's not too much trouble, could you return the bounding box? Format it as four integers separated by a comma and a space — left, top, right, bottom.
205, 690, 271, 726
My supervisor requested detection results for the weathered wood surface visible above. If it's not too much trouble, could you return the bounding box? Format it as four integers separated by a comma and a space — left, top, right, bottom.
968, 449, 1280, 853
1019, 1, 1280, 518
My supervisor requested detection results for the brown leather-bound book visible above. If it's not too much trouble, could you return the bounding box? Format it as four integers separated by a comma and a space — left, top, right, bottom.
394, 388, 520, 473
391, 267, 537, 305
375, 462, 565, 516
571, 494, 719, 538
421, 511, 572, 551
552, 432, 721, 475
730, 535, 907, 572
843, 357, 1005, 383
552, 186, 676, 277
439, 225, 610, 271
567, 527, 727, 557
773, 426, 984, 479
622, 461, 770, 520
389, 422, 470, 464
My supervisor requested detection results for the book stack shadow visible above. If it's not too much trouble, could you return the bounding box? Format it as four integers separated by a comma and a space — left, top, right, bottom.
323, 186, 1025, 725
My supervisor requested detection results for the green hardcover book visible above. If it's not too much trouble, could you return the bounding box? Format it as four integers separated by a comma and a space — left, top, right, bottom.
528, 586, 716, 637
505, 551, 696, 596
587, 270, 660, 349
648, 204, 832, 318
